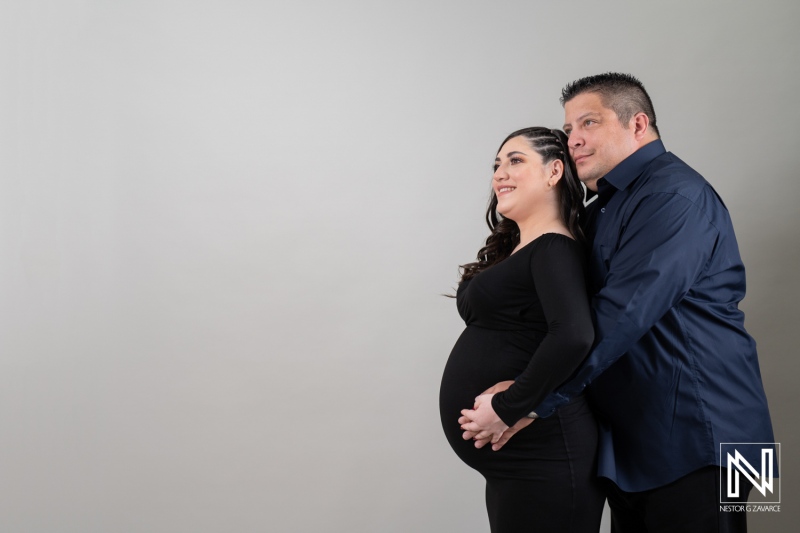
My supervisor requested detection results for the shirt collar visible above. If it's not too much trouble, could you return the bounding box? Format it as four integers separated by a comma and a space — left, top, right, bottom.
602, 139, 666, 191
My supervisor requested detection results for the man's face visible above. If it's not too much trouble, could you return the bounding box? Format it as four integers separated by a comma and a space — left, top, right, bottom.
563, 92, 639, 191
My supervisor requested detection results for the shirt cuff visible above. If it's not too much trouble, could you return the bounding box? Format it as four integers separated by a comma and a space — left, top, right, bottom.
531, 392, 568, 419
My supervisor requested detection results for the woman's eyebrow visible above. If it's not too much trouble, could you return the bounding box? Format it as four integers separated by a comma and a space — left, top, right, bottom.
496, 151, 527, 161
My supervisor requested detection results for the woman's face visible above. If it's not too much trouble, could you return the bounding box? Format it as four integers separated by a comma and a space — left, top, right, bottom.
493, 136, 560, 222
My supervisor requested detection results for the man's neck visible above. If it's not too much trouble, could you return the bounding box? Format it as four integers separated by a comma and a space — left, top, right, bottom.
585, 135, 661, 192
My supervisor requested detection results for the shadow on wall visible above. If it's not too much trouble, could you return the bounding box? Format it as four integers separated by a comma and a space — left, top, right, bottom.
738, 214, 800, 529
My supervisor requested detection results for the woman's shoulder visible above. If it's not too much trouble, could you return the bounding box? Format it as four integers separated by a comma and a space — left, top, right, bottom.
527, 232, 586, 261
529, 231, 580, 249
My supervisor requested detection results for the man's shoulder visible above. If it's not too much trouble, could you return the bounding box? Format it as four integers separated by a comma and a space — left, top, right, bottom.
639, 151, 710, 199
633, 151, 729, 216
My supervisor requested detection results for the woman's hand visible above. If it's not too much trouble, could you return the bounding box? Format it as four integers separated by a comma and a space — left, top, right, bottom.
459, 394, 508, 444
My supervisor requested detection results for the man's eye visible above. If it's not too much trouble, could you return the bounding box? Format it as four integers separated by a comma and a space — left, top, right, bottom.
564, 129, 572, 136
584, 119, 596, 126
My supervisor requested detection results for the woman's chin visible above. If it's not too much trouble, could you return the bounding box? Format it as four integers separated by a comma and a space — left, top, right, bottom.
497, 208, 517, 222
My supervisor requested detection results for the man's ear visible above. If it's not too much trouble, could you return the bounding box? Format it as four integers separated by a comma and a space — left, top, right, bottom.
632, 112, 650, 140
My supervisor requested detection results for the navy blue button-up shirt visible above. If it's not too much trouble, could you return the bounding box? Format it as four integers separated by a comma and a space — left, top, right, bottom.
535, 140, 775, 491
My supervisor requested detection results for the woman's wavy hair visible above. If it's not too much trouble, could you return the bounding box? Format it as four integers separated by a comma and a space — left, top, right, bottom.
459, 127, 585, 285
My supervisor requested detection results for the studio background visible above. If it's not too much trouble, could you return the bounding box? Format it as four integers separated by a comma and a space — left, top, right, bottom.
1, 1, 797, 532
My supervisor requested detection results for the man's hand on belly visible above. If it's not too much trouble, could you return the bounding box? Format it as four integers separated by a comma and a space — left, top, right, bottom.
458, 380, 533, 450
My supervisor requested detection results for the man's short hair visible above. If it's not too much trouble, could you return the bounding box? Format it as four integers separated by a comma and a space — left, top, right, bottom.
561, 73, 659, 137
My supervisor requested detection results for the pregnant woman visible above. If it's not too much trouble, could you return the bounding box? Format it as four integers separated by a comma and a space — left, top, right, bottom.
439, 127, 605, 532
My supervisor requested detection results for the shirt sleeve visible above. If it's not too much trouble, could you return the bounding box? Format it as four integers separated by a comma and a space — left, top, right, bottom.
491, 236, 594, 426
533, 192, 720, 417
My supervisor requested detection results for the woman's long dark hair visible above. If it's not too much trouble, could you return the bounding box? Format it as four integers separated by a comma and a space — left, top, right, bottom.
459, 127, 585, 285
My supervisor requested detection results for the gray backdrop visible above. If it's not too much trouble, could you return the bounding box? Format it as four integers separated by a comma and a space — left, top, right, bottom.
1, 1, 797, 532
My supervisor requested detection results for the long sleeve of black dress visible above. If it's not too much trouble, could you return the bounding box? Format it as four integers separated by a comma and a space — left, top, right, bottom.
490, 235, 594, 426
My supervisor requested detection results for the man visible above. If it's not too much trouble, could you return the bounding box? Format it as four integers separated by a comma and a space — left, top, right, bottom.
465, 73, 775, 532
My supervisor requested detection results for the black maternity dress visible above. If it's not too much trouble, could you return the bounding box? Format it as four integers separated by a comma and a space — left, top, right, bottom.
439, 233, 605, 532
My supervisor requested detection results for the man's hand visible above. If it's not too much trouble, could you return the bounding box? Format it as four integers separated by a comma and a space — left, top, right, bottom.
459, 394, 508, 443
457, 380, 535, 450
481, 380, 515, 396
486, 417, 534, 450
459, 380, 514, 442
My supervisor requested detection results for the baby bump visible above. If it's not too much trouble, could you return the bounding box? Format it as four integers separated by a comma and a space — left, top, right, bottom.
439, 327, 543, 469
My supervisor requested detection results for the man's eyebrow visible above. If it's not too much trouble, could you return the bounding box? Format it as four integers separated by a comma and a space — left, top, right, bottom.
565, 111, 601, 129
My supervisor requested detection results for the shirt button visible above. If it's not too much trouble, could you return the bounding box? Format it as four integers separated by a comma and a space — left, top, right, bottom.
600, 207, 606, 213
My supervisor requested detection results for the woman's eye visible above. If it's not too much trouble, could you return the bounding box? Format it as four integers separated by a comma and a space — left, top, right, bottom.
510, 158, 522, 164
493, 165, 499, 172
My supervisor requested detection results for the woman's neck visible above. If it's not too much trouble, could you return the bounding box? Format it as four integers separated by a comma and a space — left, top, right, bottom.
515, 214, 570, 249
